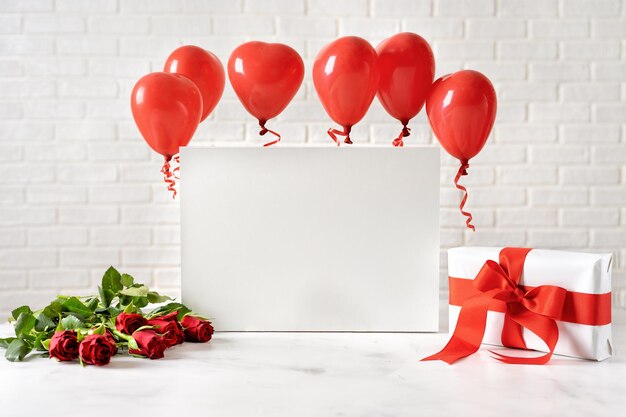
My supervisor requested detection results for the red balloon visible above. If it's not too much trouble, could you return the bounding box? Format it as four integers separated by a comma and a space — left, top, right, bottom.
227, 41, 304, 127
376, 32, 435, 146
426, 70, 497, 231
164, 45, 225, 122
426, 70, 496, 163
131, 72, 202, 160
313, 36, 379, 145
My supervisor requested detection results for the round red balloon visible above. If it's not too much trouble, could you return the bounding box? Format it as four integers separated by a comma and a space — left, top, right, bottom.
376, 32, 434, 127
227, 41, 304, 125
131, 72, 203, 160
313, 36, 379, 143
426, 70, 496, 163
164, 45, 225, 122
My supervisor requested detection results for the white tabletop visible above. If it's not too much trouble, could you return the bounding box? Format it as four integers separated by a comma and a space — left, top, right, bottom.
0, 324, 624, 416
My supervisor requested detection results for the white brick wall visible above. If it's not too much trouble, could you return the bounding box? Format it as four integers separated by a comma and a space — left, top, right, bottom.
0, 0, 625, 322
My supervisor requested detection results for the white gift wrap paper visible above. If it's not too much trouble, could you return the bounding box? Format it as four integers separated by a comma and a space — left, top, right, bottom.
448, 247, 613, 361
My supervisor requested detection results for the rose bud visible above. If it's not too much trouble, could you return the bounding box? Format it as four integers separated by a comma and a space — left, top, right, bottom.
79, 334, 117, 366
129, 330, 167, 359
49, 330, 79, 362
115, 312, 148, 334
181, 315, 214, 343
147, 318, 184, 347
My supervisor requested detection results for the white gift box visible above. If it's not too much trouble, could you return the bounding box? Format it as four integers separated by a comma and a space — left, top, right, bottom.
448, 247, 613, 361
180, 146, 440, 331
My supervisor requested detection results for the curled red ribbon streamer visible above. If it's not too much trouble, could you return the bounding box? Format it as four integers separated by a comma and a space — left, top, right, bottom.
172, 155, 180, 180
259, 122, 281, 147
423, 248, 573, 365
327, 126, 352, 146
161, 155, 179, 199
392, 125, 410, 147
454, 162, 474, 231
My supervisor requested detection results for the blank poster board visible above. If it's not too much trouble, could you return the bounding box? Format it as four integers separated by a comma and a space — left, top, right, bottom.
181, 146, 440, 331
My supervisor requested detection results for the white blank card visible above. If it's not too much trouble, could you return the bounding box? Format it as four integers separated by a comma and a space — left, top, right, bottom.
180, 146, 440, 331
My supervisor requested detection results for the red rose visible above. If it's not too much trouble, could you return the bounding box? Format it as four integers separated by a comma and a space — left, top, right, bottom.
104, 331, 118, 355
181, 315, 214, 343
115, 313, 148, 334
129, 330, 167, 359
154, 311, 178, 322
79, 334, 117, 366
49, 330, 79, 361
147, 318, 184, 347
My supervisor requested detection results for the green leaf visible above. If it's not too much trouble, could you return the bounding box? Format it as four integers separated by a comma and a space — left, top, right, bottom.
118, 294, 132, 308
14, 312, 36, 337
119, 285, 149, 297
122, 302, 138, 314
0, 337, 16, 349
133, 325, 156, 333
98, 285, 114, 308
147, 302, 191, 321
5, 339, 31, 362
106, 306, 120, 317
33, 332, 50, 351
11, 306, 32, 321
60, 315, 83, 330
41, 339, 51, 351
41, 301, 64, 319
134, 297, 149, 308
85, 297, 99, 312
147, 292, 172, 304
121, 273, 134, 287
102, 266, 123, 293
35, 313, 56, 332
92, 325, 106, 335
62, 297, 93, 317
128, 337, 139, 351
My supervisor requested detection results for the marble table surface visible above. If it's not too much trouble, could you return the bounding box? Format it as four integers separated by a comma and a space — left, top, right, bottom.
0, 323, 624, 417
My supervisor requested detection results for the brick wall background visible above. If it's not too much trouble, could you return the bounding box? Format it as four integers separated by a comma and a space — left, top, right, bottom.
0, 0, 625, 323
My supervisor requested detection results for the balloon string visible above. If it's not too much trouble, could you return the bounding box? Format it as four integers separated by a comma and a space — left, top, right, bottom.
327, 126, 351, 147
172, 155, 180, 180
392, 125, 411, 147
161, 158, 177, 199
259, 124, 281, 147
454, 163, 475, 231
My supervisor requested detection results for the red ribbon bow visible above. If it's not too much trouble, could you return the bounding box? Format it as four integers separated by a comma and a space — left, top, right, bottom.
423, 248, 568, 365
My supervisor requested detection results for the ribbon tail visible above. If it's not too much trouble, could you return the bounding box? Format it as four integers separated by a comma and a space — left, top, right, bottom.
260, 127, 281, 147
489, 349, 553, 365
489, 304, 559, 365
161, 158, 177, 199
326, 128, 341, 147
422, 289, 500, 364
327, 126, 351, 147
501, 313, 527, 350
454, 163, 475, 231
392, 125, 410, 147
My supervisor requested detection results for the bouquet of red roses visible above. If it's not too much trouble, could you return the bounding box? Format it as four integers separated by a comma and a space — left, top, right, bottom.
0, 266, 214, 366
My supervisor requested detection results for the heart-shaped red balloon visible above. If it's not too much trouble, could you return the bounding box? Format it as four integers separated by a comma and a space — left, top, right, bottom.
426, 70, 496, 164
131, 72, 202, 160
313, 36, 379, 144
228, 42, 304, 126
164, 45, 225, 122
376, 32, 435, 146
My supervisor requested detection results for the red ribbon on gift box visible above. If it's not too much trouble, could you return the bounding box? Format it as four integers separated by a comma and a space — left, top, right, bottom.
422, 247, 612, 365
